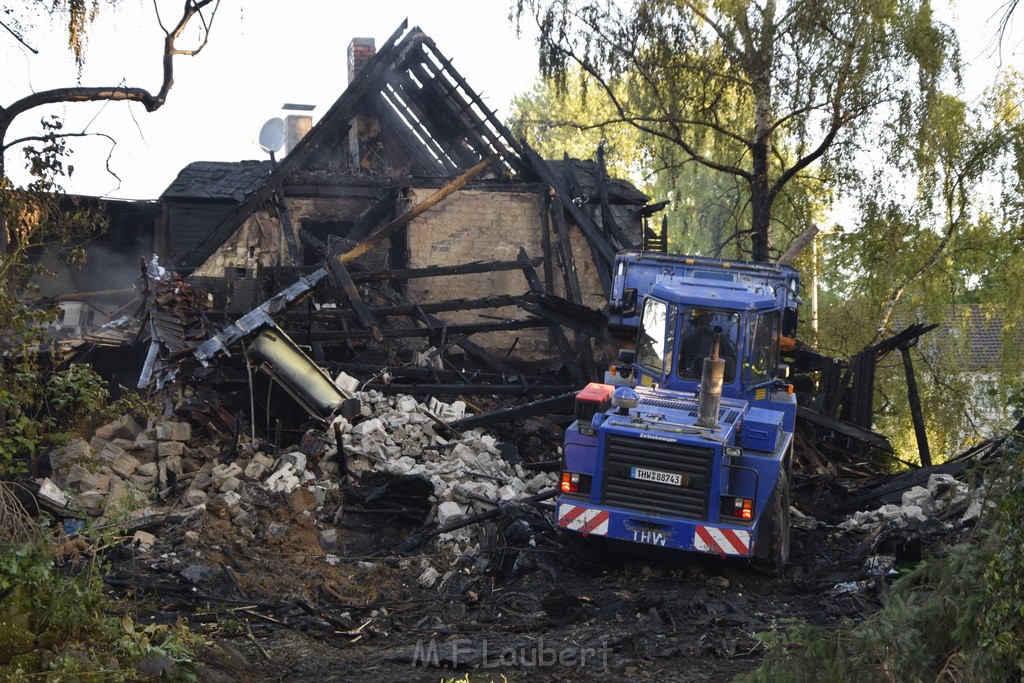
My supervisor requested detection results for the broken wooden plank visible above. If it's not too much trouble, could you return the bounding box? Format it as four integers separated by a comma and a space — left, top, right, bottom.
366, 294, 523, 317
325, 258, 384, 343
346, 189, 399, 242
305, 317, 548, 342
520, 142, 617, 266
595, 143, 635, 250
796, 405, 894, 453
517, 291, 609, 341
900, 344, 932, 468
447, 392, 577, 429
350, 258, 542, 283
560, 155, 612, 297
549, 197, 583, 305
338, 154, 499, 265
517, 247, 588, 387
377, 285, 516, 375
540, 191, 555, 295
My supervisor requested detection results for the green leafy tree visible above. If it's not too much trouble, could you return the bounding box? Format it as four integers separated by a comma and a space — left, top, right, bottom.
0, 1, 218, 474
511, 63, 833, 257
819, 74, 1024, 456
515, 0, 959, 261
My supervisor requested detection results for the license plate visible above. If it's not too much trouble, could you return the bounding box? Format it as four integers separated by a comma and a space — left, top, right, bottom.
631, 467, 682, 486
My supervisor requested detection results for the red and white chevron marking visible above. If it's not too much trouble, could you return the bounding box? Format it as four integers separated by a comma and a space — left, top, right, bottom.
557, 503, 610, 536
693, 526, 751, 556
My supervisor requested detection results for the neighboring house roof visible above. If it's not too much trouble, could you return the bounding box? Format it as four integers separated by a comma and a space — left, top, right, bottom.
924, 304, 1008, 370
161, 161, 273, 202
546, 158, 650, 205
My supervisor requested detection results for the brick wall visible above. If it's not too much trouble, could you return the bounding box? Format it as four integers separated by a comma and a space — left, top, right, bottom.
193, 188, 607, 363
405, 187, 604, 360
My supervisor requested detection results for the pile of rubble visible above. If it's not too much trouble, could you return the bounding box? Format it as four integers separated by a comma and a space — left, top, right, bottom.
36, 384, 558, 571
837, 472, 994, 532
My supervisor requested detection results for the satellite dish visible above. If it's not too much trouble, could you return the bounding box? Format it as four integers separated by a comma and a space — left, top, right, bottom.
258, 117, 286, 154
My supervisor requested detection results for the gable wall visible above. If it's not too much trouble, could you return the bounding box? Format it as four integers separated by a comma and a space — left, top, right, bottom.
187, 186, 609, 363
406, 187, 605, 360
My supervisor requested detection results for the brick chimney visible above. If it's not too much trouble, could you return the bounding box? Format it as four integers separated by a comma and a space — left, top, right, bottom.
348, 37, 376, 83
347, 37, 382, 172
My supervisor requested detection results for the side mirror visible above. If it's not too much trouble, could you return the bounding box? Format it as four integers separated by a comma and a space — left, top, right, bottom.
621, 288, 638, 317
618, 348, 636, 364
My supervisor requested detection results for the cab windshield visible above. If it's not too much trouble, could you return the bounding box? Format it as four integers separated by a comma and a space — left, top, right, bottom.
676, 307, 740, 383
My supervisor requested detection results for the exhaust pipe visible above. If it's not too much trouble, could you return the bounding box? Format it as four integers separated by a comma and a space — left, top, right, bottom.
696, 335, 724, 429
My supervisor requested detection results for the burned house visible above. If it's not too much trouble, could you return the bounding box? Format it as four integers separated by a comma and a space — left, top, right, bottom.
155, 23, 655, 379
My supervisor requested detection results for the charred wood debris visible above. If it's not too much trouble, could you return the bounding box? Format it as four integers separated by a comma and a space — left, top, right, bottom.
22, 156, 1013, 677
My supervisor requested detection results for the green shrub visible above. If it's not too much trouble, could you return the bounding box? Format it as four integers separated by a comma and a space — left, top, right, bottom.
0, 521, 204, 680
738, 439, 1024, 682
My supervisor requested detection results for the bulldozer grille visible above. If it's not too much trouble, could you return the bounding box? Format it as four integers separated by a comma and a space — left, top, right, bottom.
601, 434, 714, 520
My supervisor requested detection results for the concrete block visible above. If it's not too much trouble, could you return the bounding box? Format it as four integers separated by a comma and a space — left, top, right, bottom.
155, 421, 192, 442
77, 471, 111, 494
221, 491, 242, 507
104, 479, 139, 514
352, 418, 384, 437
37, 478, 69, 508
130, 444, 157, 464
417, 566, 440, 588
136, 462, 158, 478
110, 452, 141, 479
109, 415, 143, 441
271, 473, 300, 493
156, 441, 186, 458
525, 473, 550, 493
244, 458, 269, 481
129, 474, 156, 490
335, 371, 360, 395
927, 473, 958, 498
497, 485, 518, 501
901, 486, 932, 514
319, 528, 338, 551
52, 438, 92, 470
95, 441, 125, 465
211, 462, 242, 489
162, 455, 184, 475
76, 491, 106, 517
879, 504, 902, 521
191, 462, 214, 491
900, 504, 927, 523
265, 463, 296, 488
436, 501, 466, 526
183, 489, 208, 507
282, 452, 307, 474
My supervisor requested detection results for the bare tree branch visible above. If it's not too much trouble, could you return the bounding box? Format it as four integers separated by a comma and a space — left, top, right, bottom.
1, 1, 220, 143
0, 18, 38, 54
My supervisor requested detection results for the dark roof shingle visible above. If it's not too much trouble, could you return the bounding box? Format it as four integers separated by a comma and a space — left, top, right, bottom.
161, 160, 273, 202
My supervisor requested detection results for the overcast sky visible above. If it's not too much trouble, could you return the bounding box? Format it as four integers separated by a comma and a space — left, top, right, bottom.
1, 0, 1019, 200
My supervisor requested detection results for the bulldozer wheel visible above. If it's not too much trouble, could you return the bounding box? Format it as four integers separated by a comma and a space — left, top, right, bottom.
753, 472, 790, 576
